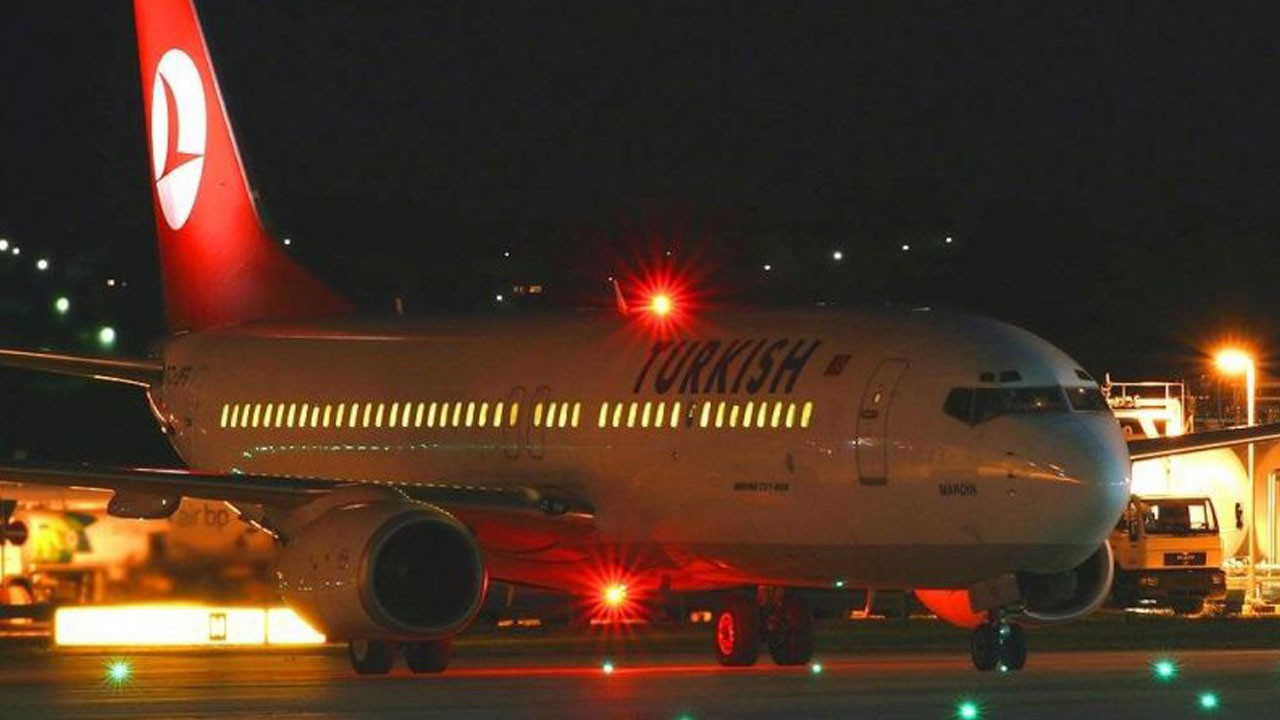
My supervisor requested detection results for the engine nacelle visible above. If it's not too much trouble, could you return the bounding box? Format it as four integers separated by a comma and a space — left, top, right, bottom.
916, 542, 1114, 628
1017, 541, 1113, 625
276, 499, 487, 641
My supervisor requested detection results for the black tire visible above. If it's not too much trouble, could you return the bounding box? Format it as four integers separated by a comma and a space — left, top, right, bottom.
1171, 599, 1204, 616
713, 595, 760, 667
766, 595, 815, 666
970, 624, 999, 672
999, 624, 1027, 671
348, 639, 395, 675
403, 638, 451, 674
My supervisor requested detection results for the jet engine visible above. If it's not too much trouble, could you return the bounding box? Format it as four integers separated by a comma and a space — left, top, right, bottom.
915, 542, 1114, 628
276, 498, 487, 641
1017, 541, 1114, 625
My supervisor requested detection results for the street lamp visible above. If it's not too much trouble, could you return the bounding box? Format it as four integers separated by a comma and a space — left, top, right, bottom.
1216, 348, 1257, 600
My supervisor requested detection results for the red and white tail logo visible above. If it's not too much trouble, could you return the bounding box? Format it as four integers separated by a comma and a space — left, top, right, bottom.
149, 48, 206, 230
134, 0, 350, 332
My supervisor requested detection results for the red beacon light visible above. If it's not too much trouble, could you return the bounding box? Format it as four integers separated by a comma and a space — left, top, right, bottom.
603, 582, 628, 609
612, 267, 702, 338
648, 294, 673, 317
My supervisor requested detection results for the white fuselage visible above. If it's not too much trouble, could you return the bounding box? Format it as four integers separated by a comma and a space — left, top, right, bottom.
148, 307, 1131, 593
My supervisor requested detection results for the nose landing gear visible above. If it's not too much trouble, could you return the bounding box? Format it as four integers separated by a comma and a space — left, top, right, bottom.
970, 616, 1027, 672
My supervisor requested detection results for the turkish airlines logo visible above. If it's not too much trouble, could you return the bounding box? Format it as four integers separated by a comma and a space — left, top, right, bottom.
149, 49, 206, 230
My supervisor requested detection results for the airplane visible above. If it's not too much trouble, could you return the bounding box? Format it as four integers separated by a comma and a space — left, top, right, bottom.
4, 0, 1280, 675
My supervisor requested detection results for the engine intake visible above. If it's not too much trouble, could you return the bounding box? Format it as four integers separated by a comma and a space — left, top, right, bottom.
277, 499, 487, 640
1018, 541, 1113, 625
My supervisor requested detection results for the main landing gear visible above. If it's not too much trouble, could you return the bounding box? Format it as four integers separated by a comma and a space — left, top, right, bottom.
970, 616, 1027, 672
347, 638, 453, 674
713, 589, 815, 667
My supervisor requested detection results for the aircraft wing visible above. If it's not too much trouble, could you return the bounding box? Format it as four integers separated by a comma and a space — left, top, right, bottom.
0, 461, 594, 518
0, 349, 162, 387
1127, 421, 1280, 461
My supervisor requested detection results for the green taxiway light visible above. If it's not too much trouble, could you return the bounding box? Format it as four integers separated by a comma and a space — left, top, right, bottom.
98, 326, 117, 347
104, 658, 132, 687
1198, 692, 1219, 711
53, 296, 70, 315
1152, 658, 1178, 681
601, 660, 615, 675
956, 700, 981, 719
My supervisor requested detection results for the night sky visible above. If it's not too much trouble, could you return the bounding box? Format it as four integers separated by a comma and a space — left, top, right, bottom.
5, 1, 1280, 382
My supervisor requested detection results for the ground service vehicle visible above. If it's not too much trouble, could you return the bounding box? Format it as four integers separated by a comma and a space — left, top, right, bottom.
1109, 494, 1226, 614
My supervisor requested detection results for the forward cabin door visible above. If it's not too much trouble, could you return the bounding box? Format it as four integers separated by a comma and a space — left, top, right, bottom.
856, 358, 910, 485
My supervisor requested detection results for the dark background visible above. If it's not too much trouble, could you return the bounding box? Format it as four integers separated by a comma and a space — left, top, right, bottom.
2, 1, 1279, 464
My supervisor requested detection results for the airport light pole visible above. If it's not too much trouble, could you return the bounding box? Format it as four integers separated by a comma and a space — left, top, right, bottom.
1216, 349, 1257, 601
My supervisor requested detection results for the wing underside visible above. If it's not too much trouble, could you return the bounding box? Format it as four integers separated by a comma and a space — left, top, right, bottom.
0, 461, 594, 533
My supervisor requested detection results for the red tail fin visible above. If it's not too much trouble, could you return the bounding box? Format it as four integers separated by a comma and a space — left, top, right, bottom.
134, 0, 351, 333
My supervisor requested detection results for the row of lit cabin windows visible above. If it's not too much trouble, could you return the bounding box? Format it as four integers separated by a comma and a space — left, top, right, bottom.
218, 399, 815, 431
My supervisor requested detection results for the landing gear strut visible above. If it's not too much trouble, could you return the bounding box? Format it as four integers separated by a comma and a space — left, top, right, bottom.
970, 618, 1027, 672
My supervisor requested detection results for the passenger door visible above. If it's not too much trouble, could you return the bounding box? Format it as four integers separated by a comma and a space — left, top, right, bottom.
856, 358, 910, 485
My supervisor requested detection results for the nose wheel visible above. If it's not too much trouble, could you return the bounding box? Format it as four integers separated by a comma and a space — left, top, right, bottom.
970, 620, 1026, 672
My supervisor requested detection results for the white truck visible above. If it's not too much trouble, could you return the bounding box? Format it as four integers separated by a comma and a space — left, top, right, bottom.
1104, 379, 1232, 614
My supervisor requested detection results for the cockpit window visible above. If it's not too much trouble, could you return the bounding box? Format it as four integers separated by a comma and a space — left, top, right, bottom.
1065, 386, 1108, 411
943, 386, 1066, 425
943, 385, 1110, 425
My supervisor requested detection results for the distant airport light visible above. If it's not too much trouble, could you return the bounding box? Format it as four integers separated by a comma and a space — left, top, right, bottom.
53, 296, 70, 316
502, 250, 511, 258
763, 263, 772, 272
104, 658, 133, 687
945, 236, 954, 244
1151, 657, 1178, 681
0, 239, 7, 252
106, 278, 117, 287
36, 258, 49, 271
282, 237, 292, 246
901, 244, 910, 252
956, 699, 981, 719
56, 605, 325, 647
601, 660, 615, 675
1198, 692, 1219, 711
834, 579, 845, 588
98, 326, 117, 348
11, 246, 19, 256
495, 294, 504, 302
832, 250, 843, 261
809, 662, 823, 674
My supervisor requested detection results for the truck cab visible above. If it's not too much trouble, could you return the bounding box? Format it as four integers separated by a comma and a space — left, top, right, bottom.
1109, 494, 1226, 614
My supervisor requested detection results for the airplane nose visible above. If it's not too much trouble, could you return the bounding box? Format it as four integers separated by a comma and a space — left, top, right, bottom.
1003, 413, 1131, 567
